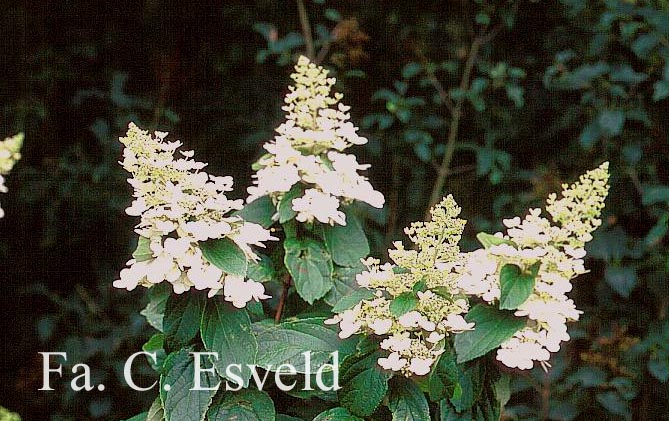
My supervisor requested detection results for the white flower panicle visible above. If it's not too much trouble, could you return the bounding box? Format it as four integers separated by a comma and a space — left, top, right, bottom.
326, 196, 473, 376
457, 162, 610, 370
247, 56, 384, 225
0, 133, 23, 219
114, 123, 276, 306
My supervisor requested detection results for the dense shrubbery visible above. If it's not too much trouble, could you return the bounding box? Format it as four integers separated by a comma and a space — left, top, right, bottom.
2, 1, 668, 420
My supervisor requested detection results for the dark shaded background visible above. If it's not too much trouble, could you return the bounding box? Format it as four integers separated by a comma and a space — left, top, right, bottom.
1, 1, 668, 420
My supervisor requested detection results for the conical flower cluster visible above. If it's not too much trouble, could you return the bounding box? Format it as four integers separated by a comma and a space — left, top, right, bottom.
247, 56, 384, 225
457, 163, 610, 369
114, 123, 276, 306
326, 196, 474, 376
0, 133, 23, 218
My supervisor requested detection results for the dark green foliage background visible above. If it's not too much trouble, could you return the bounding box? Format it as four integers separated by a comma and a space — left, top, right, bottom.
1, 0, 667, 419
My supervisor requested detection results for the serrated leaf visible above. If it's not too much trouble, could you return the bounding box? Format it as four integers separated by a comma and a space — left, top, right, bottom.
389, 292, 419, 317
160, 349, 218, 421
338, 352, 390, 417
313, 407, 364, 421
476, 232, 516, 249
454, 305, 526, 363
428, 349, 459, 402
284, 238, 333, 304
499, 263, 539, 310
141, 284, 171, 332
234, 195, 276, 228
253, 317, 355, 373
201, 237, 248, 277
278, 184, 304, 223
207, 389, 276, 421
200, 300, 257, 388
387, 377, 430, 421
163, 292, 205, 351
322, 213, 369, 267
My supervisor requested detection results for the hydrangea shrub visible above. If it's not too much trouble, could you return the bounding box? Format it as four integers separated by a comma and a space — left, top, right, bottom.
115, 57, 610, 421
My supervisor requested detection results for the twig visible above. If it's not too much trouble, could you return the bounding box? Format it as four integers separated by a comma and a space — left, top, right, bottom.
424, 34, 484, 219
424, 15, 514, 220
296, 0, 315, 60
274, 273, 291, 323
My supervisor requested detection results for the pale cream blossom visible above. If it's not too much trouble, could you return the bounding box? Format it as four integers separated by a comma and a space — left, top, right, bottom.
114, 123, 276, 305
247, 56, 384, 225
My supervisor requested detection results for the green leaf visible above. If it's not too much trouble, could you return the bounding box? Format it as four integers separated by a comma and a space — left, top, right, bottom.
595, 391, 631, 417
253, 317, 355, 373
332, 288, 375, 313
207, 389, 276, 421
604, 265, 637, 298
147, 397, 165, 421
279, 184, 304, 223
339, 351, 391, 417
325, 263, 368, 308
322, 213, 370, 267
200, 237, 248, 277
142, 333, 166, 371
454, 304, 526, 363
653, 81, 669, 102
402, 62, 422, 79
579, 121, 601, 149
132, 236, 153, 262
235, 195, 276, 228
597, 109, 625, 137
493, 374, 511, 409
200, 300, 258, 388
428, 349, 459, 402
475, 232, 516, 249
648, 357, 669, 382
284, 238, 334, 304
389, 292, 419, 317
387, 377, 431, 421
247, 254, 276, 283
141, 283, 171, 332
499, 263, 539, 310
163, 292, 204, 351
160, 349, 218, 421
642, 185, 669, 206
631, 33, 660, 59
313, 407, 364, 421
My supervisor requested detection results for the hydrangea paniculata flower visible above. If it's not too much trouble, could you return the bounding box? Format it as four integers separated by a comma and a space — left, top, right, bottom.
247, 56, 384, 225
114, 123, 276, 306
457, 162, 610, 370
326, 196, 474, 376
0, 133, 23, 219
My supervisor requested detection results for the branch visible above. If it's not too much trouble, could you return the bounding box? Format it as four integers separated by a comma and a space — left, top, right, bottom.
274, 273, 291, 323
424, 34, 483, 219
296, 0, 315, 60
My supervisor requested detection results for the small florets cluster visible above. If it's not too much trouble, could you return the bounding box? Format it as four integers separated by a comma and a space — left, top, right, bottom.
0, 133, 23, 219
114, 123, 276, 306
247, 56, 384, 225
326, 196, 474, 376
457, 163, 610, 369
